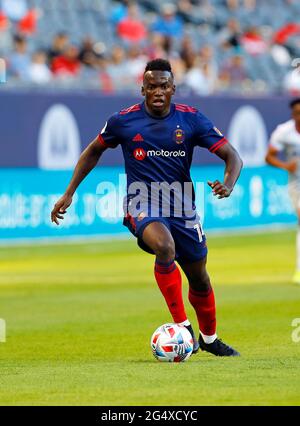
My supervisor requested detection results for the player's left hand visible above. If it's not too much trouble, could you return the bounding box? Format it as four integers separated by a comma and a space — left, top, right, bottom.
207, 180, 232, 199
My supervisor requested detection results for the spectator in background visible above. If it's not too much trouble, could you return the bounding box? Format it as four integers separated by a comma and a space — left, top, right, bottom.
51, 45, 81, 78
106, 45, 131, 90
199, 45, 218, 90
184, 54, 213, 95
271, 43, 291, 68
151, 3, 183, 39
17, 8, 37, 35
0, 10, 8, 31
0, 10, 11, 54
1, 0, 28, 22
180, 35, 195, 66
218, 19, 242, 51
79, 36, 99, 68
117, 2, 147, 44
274, 23, 300, 46
169, 55, 186, 86
126, 45, 147, 84
283, 67, 300, 95
111, 0, 129, 26
274, 22, 300, 56
47, 32, 69, 64
227, 0, 256, 10
177, 0, 204, 25
243, 0, 256, 10
219, 54, 248, 90
28, 50, 51, 84
0, 0, 295, 94
226, 0, 239, 10
8, 34, 30, 80
144, 32, 169, 60
241, 26, 267, 55
226, 0, 256, 15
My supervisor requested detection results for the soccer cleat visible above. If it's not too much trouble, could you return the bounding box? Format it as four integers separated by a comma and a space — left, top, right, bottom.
292, 270, 300, 285
184, 324, 199, 354
199, 334, 240, 357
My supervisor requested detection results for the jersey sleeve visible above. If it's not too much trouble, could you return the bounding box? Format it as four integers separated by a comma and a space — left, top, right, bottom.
269, 125, 285, 152
97, 113, 120, 149
193, 111, 228, 153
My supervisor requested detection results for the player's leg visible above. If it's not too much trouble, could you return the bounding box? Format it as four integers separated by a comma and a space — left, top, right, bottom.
141, 221, 190, 326
179, 258, 240, 356
179, 257, 216, 341
124, 214, 198, 351
170, 214, 239, 356
288, 184, 300, 284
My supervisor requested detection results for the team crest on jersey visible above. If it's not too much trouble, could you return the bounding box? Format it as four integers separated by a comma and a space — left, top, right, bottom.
213, 126, 223, 137
173, 128, 185, 144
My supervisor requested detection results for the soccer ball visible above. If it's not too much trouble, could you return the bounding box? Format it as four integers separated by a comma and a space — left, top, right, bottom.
150, 323, 194, 362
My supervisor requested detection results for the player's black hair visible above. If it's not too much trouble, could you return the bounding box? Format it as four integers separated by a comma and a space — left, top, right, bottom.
13, 34, 26, 43
144, 58, 173, 77
290, 98, 300, 108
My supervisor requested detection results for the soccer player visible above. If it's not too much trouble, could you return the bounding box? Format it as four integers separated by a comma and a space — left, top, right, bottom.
266, 98, 300, 284
51, 59, 243, 357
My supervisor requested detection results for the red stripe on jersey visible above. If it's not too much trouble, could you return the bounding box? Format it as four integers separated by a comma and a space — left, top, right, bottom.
125, 213, 136, 231
176, 103, 194, 109
209, 137, 225, 152
98, 133, 107, 148
175, 104, 197, 113
98, 133, 115, 148
209, 137, 228, 153
213, 138, 228, 152
119, 104, 141, 115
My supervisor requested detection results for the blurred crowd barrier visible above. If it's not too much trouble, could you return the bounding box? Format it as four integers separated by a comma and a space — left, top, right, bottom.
0, 91, 292, 167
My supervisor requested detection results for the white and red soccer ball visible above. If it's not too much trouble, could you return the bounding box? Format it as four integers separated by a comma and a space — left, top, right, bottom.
150, 323, 194, 362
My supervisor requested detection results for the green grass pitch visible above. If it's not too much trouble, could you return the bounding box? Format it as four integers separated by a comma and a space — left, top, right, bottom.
0, 230, 299, 406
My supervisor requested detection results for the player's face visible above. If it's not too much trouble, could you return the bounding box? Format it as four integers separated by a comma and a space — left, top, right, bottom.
142, 71, 175, 116
292, 104, 300, 127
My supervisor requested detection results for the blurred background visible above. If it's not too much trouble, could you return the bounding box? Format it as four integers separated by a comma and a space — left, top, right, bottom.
0, 0, 299, 241
1, 0, 300, 94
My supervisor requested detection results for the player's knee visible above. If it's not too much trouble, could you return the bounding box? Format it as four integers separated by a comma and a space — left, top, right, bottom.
189, 270, 211, 292
153, 238, 175, 260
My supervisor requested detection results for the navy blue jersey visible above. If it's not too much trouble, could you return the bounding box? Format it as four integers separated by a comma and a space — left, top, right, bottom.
97, 102, 227, 217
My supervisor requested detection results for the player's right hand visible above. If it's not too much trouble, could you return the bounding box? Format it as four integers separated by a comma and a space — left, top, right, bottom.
51, 194, 73, 225
285, 160, 298, 174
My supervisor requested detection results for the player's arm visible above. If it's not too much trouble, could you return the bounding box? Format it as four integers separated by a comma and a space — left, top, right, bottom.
265, 145, 297, 173
193, 112, 242, 199
51, 137, 105, 225
208, 143, 243, 199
